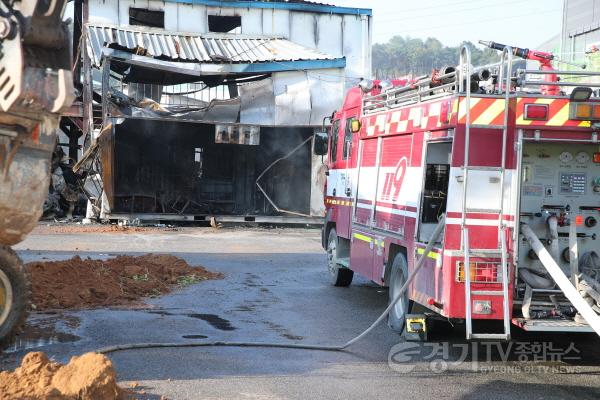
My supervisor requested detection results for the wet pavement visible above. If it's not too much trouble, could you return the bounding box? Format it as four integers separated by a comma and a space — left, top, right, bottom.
2, 226, 600, 399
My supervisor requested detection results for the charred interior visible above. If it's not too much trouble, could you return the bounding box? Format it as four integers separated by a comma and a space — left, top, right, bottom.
110, 119, 313, 216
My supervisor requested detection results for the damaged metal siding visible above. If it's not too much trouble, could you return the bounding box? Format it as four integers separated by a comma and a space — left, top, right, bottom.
86, 24, 337, 67
87, 0, 372, 80
238, 69, 344, 126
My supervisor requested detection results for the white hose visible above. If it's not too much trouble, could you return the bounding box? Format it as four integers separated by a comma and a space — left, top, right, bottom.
547, 215, 559, 262
521, 223, 600, 337
518, 216, 558, 289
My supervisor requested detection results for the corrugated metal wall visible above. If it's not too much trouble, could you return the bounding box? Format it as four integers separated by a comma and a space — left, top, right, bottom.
562, 0, 600, 60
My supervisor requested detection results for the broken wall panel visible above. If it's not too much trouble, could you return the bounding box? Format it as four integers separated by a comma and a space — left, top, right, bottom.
238, 78, 276, 125
238, 70, 344, 126
273, 71, 312, 126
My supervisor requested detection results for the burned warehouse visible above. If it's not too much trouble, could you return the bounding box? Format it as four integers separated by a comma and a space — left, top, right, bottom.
66, 0, 372, 223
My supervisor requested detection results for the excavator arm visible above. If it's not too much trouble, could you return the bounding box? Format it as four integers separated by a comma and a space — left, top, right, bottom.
0, 0, 73, 348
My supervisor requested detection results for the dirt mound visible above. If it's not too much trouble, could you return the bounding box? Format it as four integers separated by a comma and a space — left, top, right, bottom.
0, 351, 125, 399
26, 254, 222, 310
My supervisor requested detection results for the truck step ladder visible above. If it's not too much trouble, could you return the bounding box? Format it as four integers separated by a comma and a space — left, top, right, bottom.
459, 46, 513, 340
463, 227, 511, 340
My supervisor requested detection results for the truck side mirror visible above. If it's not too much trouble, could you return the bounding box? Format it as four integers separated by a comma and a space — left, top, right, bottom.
313, 131, 328, 156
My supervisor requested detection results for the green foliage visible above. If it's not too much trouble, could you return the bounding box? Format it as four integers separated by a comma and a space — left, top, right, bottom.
177, 274, 202, 287
373, 36, 500, 79
131, 273, 149, 282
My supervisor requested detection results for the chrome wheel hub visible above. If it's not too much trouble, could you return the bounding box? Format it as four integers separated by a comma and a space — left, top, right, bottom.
0, 268, 13, 327
327, 238, 337, 276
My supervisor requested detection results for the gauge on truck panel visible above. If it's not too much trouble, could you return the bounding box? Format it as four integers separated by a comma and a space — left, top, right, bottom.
559, 151, 573, 163
576, 151, 590, 164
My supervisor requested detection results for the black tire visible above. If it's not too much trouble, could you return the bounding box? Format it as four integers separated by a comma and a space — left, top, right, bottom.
0, 246, 29, 350
327, 228, 353, 287
388, 252, 412, 333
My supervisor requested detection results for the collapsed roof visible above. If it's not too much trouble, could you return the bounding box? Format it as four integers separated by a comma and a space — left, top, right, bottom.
86, 24, 346, 84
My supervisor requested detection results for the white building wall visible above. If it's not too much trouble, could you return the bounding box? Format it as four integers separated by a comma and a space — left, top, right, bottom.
87, 0, 372, 85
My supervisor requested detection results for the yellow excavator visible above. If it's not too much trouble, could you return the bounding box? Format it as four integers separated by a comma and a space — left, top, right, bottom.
0, 0, 73, 348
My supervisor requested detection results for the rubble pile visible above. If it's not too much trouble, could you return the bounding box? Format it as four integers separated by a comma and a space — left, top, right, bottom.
0, 351, 125, 399
26, 254, 222, 310
43, 145, 86, 220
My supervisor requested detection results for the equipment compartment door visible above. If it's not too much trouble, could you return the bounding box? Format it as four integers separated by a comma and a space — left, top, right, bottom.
350, 137, 381, 280
354, 138, 380, 226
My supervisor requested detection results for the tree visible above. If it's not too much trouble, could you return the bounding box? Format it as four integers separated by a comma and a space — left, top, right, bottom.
372, 36, 500, 79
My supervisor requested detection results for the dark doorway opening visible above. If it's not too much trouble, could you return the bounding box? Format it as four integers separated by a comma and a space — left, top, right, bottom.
111, 119, 313, 216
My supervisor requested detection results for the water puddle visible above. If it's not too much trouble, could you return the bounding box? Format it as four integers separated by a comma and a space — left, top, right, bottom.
4, 316, 80, 353
186, 314, 236, 331
146, 310, 236, 331
181, 335, 208, 339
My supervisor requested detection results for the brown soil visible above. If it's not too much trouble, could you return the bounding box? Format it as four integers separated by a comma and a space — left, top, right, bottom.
26, 254, 222, 310
0, 351, 126, 399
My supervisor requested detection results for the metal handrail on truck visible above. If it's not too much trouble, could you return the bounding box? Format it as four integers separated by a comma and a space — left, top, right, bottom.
519, 69, 600, 89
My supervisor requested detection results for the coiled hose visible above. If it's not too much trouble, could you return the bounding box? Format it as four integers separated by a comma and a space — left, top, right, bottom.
518, 216, 557, 289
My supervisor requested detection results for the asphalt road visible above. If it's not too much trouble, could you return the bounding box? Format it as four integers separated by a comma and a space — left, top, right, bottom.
2, 225, 600, 399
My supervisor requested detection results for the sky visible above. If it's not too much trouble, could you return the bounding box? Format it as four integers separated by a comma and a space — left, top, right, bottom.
332, 0, 563, 48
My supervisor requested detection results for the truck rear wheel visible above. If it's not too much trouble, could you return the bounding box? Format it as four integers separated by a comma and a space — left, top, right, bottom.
0, 246, 29, 350
388, 252, 412, 333
327, 228, 353, 287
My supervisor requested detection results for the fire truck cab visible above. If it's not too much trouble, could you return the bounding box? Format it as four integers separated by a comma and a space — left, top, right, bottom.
319, 45, 600, 340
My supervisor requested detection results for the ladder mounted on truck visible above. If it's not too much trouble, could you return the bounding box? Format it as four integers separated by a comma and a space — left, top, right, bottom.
459, 45, 512, 340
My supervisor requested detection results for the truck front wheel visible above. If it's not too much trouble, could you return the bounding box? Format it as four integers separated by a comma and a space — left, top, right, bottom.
0, 246, 29, 350
388, 252, 412, 333
327, 228, 353, 287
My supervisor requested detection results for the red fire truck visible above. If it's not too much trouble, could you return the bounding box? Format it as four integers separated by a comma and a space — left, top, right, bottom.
318, 42, 600, 340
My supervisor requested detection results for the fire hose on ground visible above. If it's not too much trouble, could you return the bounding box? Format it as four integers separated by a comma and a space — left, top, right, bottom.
96, 217, 447, 355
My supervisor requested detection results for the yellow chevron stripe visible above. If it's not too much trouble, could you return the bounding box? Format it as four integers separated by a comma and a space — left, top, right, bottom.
458, 97, 482, 122
516, 115, 532, 125
547, 103, 570, 126
473, 99, 505, 125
